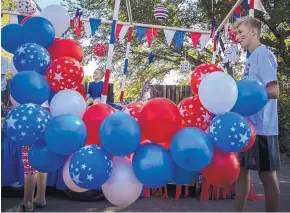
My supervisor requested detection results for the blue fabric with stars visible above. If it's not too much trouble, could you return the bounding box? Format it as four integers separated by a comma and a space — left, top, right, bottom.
69, 145, 113, 190
208, 112, 251, 152
13, 43, 51, 75
3, 103, 51, 146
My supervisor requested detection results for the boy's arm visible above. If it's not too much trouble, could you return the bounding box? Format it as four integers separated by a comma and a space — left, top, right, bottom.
258, 52, 279, 99
86, 83, 91, 100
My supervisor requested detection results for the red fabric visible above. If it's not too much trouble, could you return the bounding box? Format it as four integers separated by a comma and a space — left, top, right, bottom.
70, 19, 83, 39
146, 28, 159, 48
102, 68, 111, 97
190, 32, 202, 48
235, 5, 241, 16
249, 0, 255, 10
115, 24, 123, 41
22, 145, 37, 175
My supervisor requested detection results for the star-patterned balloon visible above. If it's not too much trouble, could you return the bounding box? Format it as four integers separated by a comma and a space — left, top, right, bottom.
3, 103, 51, 146
13, 43, 51, 75
121, 102, 144, 120
190, 63, 223, 95
93, 43, 107, 57
17, 0, 36, 16
45, 56, 84, 92
69, 145, 113, 190
208, 112, 251, 152
178, 96, 212, 131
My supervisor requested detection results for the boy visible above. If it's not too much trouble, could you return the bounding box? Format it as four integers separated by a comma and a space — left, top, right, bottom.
86, 69, 105, 107
234, 16, 280, 212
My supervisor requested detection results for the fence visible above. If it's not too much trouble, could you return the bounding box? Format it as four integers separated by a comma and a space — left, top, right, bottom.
150, 85, 193, 104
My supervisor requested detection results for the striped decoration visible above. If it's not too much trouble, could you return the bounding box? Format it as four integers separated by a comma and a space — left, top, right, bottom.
154, 5, 169, 21
119, 26, 133, 102
249, 0, 255, 17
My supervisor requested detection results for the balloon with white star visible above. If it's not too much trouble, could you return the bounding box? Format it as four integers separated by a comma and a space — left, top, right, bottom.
208, 112, 251, 152
9, 71, 50, 105
17, 0, 36, 16
13, 43, 51, 75
69, 145, 113, 190
3, 103, 51, 146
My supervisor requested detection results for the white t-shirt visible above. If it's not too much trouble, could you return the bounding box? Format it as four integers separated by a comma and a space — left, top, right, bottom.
243, 45, 278, 136
1, 57, 8, 92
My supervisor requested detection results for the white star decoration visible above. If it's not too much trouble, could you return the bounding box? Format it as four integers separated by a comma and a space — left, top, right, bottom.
54, 73, 64, 82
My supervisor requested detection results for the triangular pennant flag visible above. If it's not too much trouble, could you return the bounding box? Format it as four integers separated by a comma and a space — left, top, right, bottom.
119, 25, 130, 41
146, 28, 159, 48
84, 21, 91, 37
249, 0, 266, 12
174, 31, 186, 49
89, 18, 102, 36
243, 0, 249, 13
115, 24, 123, 41
17, 15, 25, 24
71, 8, 83, 39
148, 52, 155, 64
136, 26, 147, 42
10, 15, 18, 24
199, 33, 211, 49
163, 29, 175, 46
190, 32, 201, 48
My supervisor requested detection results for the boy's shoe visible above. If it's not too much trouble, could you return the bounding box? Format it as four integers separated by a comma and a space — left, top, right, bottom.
33, 200, 46, 209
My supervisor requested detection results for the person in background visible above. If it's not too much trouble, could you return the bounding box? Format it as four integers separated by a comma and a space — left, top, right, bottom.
233, 16, 280, 212
86, 69, 105, 108
1, 57, 8, 96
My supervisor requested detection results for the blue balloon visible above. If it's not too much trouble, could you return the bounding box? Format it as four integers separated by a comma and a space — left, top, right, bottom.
231, 79, 268, 116
208, 112, 251, 152
3, 104, 51, 145
9, 71, 50, 105
13, 43, 51, 75
170, 127, 213, 171
69, 145, 112, 189
100, 112, 141, 156
28, 143, 68, 173
132, 143, 174, 188
44, 114, 87, 155
1, 24, 25, 53
172, 162, 198, 185
23, 17, 55, 48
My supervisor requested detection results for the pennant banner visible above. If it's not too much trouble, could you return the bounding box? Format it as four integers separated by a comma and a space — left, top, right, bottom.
190, 32, 201, 48
200, 33, 211, 49
84, 21, 91, 37
136, 26, 147, 42
71, 8, 83, 39
115, 24, 123, 41
163, 29, 175, 46
119, 25, 130, 41
146, 28, 159, 47
174, 31, 186, 50
89, 18, 101, 36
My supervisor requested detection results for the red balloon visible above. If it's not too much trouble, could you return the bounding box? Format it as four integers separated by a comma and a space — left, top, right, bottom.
190, 63, 223, 95
202, 148, 240, 186
178, 96, 212, 131
45, 57, 84, 92
240, 122, 256, 152
47, 38, 84, 62
82, 103, 115, 145
139, 98, 182, 143
21, 15, 33, 25
93, 43, 107, 57
121, 102, 144, 119
229, 29, 238, 43
74, 84, 86, 99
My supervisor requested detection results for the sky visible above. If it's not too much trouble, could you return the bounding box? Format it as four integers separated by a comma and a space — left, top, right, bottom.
35, 0, 185, 84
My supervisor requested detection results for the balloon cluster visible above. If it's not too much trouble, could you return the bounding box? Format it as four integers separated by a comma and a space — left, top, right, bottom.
2, 6, 87, 176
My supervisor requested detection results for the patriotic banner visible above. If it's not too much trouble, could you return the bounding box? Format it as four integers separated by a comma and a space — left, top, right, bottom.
71, 8, 83, 39
200, 33, 211, 49
89, 18, 101, 36
190, 32, 202, 48
118, 25, 130, 41
163, 29, 175, 46
174, 31, 186, 50
146, 28, 159, 48
84, 21, 91, 37
136, 26, 147, 42
243, 0, 249, 14
148, 52, 155, 64
115, 24, 123, 41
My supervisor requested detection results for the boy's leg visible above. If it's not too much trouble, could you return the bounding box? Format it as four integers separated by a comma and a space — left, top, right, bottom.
86, 98, 94, 108
257, 135, 281, 212
34, 173, 48, 206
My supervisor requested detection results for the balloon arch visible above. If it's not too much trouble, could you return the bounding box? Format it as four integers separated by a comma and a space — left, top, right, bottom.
1, 0, 265, 206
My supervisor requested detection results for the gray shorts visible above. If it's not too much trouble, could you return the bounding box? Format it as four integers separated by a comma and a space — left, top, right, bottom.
238, 135, 281, 171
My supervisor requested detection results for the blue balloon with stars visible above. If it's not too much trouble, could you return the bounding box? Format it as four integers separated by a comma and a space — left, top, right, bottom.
13, 43, 51, 75
69, 145, 113, 190
3, 104, 51, 146
208, 112, 251, 152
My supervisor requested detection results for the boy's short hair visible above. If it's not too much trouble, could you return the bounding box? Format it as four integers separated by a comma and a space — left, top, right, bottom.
233, 16, 262, 36
94, 69, 105, 78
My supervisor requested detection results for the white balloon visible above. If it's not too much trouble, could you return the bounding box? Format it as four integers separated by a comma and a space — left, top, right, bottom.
40, 5, 71, 37
9, 61, 18, 76
198, 72, 238, 114
102, 157, 143, 207
50, 89, 86, 118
